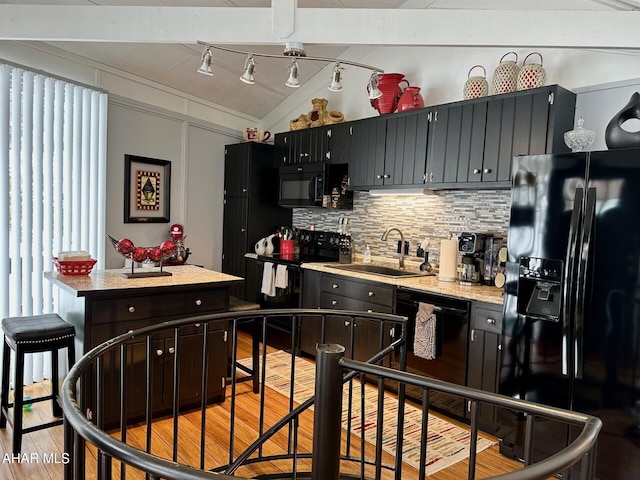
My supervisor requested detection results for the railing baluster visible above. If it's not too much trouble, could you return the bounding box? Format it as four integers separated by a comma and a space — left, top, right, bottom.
119, 343, 127, 479
200, 321, 210, 470
419, 388, 430, 480
172, 327, 180, 463
524, 413, 535, 466
468, 400, 479, 480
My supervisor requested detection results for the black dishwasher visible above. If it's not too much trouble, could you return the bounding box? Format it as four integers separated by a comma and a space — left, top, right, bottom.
395, 288, 470, 420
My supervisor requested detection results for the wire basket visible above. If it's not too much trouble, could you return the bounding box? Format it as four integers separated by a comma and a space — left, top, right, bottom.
53, 257, 97, 276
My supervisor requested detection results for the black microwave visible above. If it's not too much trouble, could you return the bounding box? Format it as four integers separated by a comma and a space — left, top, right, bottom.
278, 163, 325, 207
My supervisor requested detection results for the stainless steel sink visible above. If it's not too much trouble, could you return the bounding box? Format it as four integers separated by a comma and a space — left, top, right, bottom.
325, 263, 431, 278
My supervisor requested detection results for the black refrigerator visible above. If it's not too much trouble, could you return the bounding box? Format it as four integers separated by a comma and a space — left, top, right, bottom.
497, 148, 640, 479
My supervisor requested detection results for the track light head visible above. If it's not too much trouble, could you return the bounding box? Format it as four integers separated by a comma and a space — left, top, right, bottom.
197, 47, 214, 76
328, 62, 343, 92
285, 60, 300, 88
367, 72, 383, 100
240, 55, 256, 85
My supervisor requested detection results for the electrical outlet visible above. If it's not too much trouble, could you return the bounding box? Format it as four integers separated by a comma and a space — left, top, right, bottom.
397, 240, 409, 255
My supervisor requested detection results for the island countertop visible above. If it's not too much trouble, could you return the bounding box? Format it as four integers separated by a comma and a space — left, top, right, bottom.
44, 264, 243, 297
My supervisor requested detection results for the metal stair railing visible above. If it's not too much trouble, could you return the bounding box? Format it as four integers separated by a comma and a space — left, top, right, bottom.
59, 308, 601, 480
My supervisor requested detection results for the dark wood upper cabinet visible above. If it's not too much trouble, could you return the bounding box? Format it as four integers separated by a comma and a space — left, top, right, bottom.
426, 85, 576, 189
274, 126, 331, 165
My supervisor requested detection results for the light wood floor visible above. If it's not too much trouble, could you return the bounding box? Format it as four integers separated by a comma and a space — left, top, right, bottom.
0, 331, 532, 480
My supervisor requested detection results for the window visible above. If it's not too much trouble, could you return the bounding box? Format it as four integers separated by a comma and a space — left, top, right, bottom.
0, 63, 107, 385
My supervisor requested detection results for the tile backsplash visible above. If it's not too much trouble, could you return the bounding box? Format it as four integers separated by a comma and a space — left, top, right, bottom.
292, 190, 511, 266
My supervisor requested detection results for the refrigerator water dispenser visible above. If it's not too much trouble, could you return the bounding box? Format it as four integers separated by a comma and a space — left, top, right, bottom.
517, 257, 563, 322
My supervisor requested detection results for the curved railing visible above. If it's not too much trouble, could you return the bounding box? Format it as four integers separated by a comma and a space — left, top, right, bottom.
60, 308, 601, 480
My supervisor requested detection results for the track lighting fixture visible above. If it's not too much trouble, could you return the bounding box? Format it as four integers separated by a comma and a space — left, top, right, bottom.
239, 54, 256, 84
285, 60, 300, 88
197, 47, 214, 76
196, 42, 384, 97
368, 72, 383, 100
328, 62, 343, 92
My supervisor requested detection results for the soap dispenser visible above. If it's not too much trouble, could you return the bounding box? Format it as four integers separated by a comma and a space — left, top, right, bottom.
363, 245, 372, 264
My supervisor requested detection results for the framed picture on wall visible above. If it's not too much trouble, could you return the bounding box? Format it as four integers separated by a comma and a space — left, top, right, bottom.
124, 154, 171, 223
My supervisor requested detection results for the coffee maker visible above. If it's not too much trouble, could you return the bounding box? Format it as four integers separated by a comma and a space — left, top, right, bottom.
458, 232, 487, 284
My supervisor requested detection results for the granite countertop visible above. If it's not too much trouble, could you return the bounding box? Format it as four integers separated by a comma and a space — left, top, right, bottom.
44, 264, 243, 297
301, 262, 504, 305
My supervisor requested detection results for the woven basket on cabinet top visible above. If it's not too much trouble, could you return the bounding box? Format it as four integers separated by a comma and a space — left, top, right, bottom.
491, 52, 520, 95
517, 52, 546, 90
463, 65, 489, 100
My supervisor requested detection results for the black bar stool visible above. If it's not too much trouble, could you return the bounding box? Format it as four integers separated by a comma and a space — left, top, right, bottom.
0, 313, 75, 454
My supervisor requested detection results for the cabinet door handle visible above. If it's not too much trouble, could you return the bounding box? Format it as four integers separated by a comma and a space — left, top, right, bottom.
332, 284, 339, 289
471, 329, 475, 342
332, 300, 338, 306
128, 306, 135, 313
195, 299, 202, 306
241, 228, 246, 232
325, 151, 331, 160
195, 323, 201, 327
376, 174, 382, 179
344, 320, 350, 326
383, 174, 390, 179
483, 168, 492, 174
368, 291, 374, 297
486, 317, 496, 325
423, 173, 427, 183
473, 168, 481, 174
367, 309, 373, 313
297, 166, 303, 172
156, 349, 163, 356
168, 347, 175, 354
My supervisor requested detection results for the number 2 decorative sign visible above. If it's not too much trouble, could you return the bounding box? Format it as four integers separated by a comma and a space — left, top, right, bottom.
124, 154, 171, 223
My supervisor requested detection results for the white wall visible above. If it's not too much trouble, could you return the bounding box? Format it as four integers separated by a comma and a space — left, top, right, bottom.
105, 98, 238, 269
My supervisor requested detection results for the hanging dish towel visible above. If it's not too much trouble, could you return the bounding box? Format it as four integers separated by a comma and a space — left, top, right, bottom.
261, 262, 276, 297
414, 302, 437, 360
274, 264, 288, 289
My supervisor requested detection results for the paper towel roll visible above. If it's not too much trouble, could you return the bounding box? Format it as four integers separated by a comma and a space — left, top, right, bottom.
438, 239, 458, 282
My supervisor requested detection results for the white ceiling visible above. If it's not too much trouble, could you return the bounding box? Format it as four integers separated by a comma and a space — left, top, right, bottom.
1, 0, 639, 120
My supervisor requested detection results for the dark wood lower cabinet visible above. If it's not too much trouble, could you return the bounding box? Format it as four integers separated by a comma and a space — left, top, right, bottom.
467, 302, 503, 434
54, 277, 233, 430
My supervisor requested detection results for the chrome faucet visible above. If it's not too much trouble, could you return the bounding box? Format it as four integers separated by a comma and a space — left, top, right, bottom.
381, 227, 405, 269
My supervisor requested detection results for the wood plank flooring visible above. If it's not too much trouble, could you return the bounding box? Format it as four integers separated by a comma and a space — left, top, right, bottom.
0, 331, 531, 480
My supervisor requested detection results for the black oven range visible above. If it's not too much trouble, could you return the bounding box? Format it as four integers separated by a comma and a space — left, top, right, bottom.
255, 229, 346, 314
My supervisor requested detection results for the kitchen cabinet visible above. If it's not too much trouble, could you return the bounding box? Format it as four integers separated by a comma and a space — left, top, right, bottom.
467, 301, 503, 434
383, 109, 431, 187
223, 142, 292, 299
298, 271, 395, 362
346, 117, 387, 189
427, 85, 576, 189
274, 126, 331, 165
46, 266, 239, 430
93, 319, 227, 428
347, 109, 431, 189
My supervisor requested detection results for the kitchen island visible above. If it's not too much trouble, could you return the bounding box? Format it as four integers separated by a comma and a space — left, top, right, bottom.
45, 265, 243, 428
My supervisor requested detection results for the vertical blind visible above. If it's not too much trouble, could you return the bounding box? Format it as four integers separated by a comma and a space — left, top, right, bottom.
0, 63, 108, 386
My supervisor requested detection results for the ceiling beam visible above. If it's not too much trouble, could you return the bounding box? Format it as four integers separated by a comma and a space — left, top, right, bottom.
1, 6, 640, 50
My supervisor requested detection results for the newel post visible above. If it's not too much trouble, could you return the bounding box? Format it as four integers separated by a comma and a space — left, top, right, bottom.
311, 344, 345, 480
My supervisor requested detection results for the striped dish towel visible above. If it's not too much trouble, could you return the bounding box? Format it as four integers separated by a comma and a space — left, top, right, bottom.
413, 302, 436, 360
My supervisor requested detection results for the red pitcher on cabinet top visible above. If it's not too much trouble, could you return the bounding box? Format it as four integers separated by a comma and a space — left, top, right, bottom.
368, 73, 409, 114
397, 86, 425, 112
